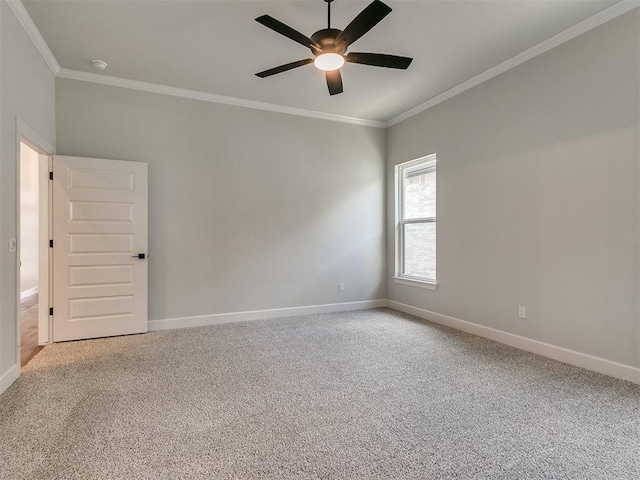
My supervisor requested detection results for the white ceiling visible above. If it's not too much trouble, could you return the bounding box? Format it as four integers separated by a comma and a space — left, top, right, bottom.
23, 0, 619, 123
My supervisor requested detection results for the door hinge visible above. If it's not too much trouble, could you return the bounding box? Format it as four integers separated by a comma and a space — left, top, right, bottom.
49, 171, 53, 180
49, 307, 53, 316
49, 239, 53, 248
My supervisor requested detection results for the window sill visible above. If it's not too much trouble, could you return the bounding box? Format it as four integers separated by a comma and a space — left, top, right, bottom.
393, 277, 438, 290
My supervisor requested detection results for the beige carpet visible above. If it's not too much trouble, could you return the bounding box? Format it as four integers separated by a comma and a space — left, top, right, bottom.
1, 308, 638, 479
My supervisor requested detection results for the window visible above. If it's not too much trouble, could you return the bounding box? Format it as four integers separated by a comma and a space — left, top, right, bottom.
395, 155, 437, 287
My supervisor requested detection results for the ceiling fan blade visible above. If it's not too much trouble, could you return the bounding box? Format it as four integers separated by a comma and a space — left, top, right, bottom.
256, 15, 320, 50
256, 59, 314, 78
345, 52, 412, 69
336, 0, 392, 48
326, 70, 343, 96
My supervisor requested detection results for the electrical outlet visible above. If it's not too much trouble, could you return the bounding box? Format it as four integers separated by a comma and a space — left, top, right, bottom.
8, 237, 16, 253
339, 282, 344, 292
518, 305, 526, 319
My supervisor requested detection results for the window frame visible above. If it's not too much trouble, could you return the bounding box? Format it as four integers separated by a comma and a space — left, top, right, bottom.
394, 154, 437, 289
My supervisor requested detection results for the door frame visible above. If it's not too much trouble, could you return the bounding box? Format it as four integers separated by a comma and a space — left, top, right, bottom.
16, 118, 55, 367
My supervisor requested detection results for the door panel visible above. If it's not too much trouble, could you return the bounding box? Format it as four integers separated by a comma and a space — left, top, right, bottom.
52, 156, 148, 342
69, 265, 134, 287
68, 233, 134, 254
69, 201, 134, 222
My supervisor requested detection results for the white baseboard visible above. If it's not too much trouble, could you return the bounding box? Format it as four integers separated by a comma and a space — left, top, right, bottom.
3, 297, 637, 391
0, 364, 20, 397
148, 299, 388, 332
387, 300, 640, 384
20, 286, 39, 301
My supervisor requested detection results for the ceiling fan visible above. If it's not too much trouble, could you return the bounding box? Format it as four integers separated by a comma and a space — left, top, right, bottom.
255, 0, 413, 95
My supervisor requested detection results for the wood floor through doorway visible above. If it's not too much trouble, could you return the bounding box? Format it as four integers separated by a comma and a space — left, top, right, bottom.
20, 294, 42, 367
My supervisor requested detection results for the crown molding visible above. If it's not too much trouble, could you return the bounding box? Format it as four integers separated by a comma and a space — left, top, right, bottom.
6, 0, 638, 128
386, 0, 640, 127
4, 0, 60, 75
56, 68, 386, 128
6, 0, 382, 127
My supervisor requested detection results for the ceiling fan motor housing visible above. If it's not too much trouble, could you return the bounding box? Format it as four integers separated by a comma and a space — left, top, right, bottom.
311, 29, 346, 56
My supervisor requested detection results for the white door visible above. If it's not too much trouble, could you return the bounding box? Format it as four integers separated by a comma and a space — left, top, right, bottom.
52, 156, 148, 342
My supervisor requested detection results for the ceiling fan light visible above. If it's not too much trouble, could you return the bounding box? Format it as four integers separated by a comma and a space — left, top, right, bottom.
314, 53, 345, 71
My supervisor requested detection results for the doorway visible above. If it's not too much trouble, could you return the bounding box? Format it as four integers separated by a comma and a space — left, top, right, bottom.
18, 138, 51, 367
16, 144, 148, 368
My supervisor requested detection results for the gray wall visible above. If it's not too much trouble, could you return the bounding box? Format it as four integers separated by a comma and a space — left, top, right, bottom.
56, 79, 386, 322
386, 10, 640, 368
0, 2, 56, 378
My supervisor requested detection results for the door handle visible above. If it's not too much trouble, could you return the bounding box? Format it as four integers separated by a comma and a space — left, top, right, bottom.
132, 253, 146, 259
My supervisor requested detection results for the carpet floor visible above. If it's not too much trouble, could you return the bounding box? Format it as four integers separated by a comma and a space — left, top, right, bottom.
0, 308, 638, 479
